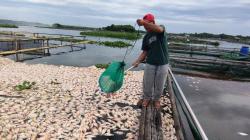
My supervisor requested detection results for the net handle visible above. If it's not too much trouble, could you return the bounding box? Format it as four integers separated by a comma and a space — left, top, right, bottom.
125, 66, 135, 73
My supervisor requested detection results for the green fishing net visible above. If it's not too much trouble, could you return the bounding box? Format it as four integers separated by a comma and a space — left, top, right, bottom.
98, 61, 125, 93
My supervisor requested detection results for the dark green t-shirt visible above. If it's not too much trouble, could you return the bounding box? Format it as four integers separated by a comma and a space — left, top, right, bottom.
141, 25, 169, 65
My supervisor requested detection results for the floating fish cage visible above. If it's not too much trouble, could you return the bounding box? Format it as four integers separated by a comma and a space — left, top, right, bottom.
0, 32, 89, 61
0, 39, 43, 51
168, 44, 250, 79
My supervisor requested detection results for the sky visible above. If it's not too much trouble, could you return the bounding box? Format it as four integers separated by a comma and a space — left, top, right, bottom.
0, 0, 250, 35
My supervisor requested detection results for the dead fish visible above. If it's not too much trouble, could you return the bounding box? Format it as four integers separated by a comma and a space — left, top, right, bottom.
237, 132, 248, 136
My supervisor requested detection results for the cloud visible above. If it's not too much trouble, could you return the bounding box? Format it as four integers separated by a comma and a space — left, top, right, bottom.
16, 0, 68, 5
2, 0, 250, 35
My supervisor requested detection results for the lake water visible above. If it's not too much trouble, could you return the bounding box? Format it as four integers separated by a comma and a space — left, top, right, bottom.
1, 26, 250, 139
0, 26, 145, 70
1, 26, 248, 68
176, 75, 250, 140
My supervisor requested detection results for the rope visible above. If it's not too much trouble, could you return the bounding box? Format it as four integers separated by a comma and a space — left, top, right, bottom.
122, 25, 141, 62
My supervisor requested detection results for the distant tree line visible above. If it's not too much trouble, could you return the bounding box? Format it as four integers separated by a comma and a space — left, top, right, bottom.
52, 23, 145, 33
103, 24, 136, 32
169, 32, 250, 45
182, 33, 249, 42
193, 33, 250, 44
0, 24, 18, 28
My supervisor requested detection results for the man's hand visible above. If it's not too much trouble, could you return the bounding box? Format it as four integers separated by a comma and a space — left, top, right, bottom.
133, 51, 147, 67
137, 19, 164, 33
137, 19, 145, 26
132, 60, 140, 67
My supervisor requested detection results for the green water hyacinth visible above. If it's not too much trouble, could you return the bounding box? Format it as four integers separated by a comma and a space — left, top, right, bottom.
15, 81, 36, 91
80, 31, 141, 40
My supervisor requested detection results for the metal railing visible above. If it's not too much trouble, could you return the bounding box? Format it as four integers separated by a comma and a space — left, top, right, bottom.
168, 68, 208, 140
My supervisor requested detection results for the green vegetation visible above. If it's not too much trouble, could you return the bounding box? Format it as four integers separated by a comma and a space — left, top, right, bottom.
221, 52, 239, 60
80, 31, 141, 40
213, 42, 220, 46
15, 81, 36, 91
0, 39, 14, 42
31, 35, 131, 48
50, 37, 131, 48
88, 40, 131, 48
51, 23, 97, 30
103, 24, 145, 33
190, 33, 237, 40
15, 33, 25, 36
220, 52, 249, 61
95, 63, 110, 69
103, 24, 136, 32
171, 32, 250, 45
99, 41, 131, 48
52, 37, 87, 43
80, 24, 142, 40
0, 31, 24, 37
0, 24, 18, 28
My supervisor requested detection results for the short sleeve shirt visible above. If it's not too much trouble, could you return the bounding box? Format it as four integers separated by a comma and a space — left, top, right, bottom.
141, 25, 169, 65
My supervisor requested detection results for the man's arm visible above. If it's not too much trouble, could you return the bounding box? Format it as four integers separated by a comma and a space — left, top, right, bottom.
137, 19, 164, 33
132, 51, 147, 67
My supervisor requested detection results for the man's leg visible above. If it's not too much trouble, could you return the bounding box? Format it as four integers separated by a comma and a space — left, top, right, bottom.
153, 64, 169, 101
143, 64, 156, 100
137, 64, 156, 107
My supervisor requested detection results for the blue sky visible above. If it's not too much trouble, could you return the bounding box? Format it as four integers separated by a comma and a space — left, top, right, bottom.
1, 0, 250, 35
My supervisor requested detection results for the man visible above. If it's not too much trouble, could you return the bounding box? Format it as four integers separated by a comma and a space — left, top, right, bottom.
132, 13, 169, 109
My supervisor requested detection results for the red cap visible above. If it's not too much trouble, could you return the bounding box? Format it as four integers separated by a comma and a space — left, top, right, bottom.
143, 13, 155, 24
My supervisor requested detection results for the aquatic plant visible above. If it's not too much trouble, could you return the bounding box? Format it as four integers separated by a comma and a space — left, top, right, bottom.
98, 41, 131, 48
15, 81, 36, 91
80, 31, 141, 40
95, 63, 110, 69
52, 37, 87, 43
0, 31, 24, 36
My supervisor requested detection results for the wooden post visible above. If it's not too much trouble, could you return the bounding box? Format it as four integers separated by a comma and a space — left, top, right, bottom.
190, 46, 193, 57
47, 39, 50, 55
83, 36, 86, 49
138, 107, 146, 139
205, 43, 208, 52
83, 43, 86, 49
15, 40, 19, 62
144, 104, 152, 140
60, 35, 62, 46
70, 40, 73, 52
42, 39, 45, 56
11, 41, 13, 48
33, 33, 36, 44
